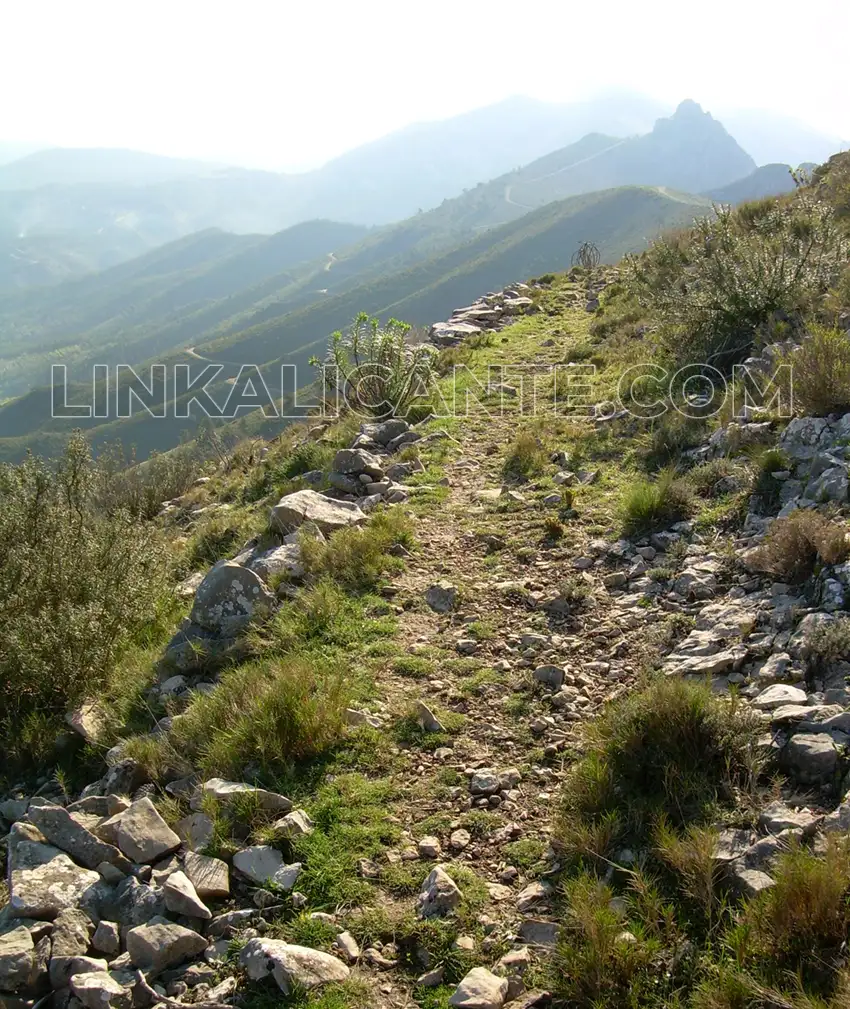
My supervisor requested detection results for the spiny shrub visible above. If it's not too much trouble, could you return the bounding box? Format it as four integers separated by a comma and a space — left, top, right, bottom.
556, 678, 760, 858
0, 434, 168, 770
300, 507, 414, 590
312, 312, 436, 419
502, 429, 549, 480
621, 468, 693, 535
751, 509, 849, 582
95, 441, 203, 519
779, 325, 850, 417
628, 192, 849, 369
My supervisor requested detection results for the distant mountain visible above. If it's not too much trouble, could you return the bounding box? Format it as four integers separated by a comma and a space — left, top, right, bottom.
703, 163, 799, 204
0, 147, 224, 189
0, 185, 709, 461
0, 142, 47, 168
713, 108, 846, 168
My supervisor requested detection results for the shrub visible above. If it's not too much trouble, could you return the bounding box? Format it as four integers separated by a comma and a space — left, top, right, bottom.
95, 442, 203, 519
312, 312, 436, 419
556, 678, 760, 858
186, 513, 251, 569
646, 413, 707, 468
621, 468, 693, 535
502, 430, 549, 481
0, 435, 168, 771
628, 193, 849, 369
129, 655, 349, 780
779, 325, 850, 417
751, 509, 849, 582
806, 615, 850, 667
749, 448, 789, 515
279, 441, 333, 479
300, 507, 414, 591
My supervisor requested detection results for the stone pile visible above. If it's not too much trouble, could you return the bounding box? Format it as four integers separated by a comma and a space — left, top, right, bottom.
429, 287, 535, 347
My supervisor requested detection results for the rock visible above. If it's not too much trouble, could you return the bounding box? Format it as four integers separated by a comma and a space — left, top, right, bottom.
515, 881, 553, 912
248, 544, 304, 582
518, 919, 558, 948
115, 798, 181, 863
752, 684, 808, 710
70, 971, 132, 1009
163, 871, 211, 920
199, 778, 292, 812
758, 801, 820, 835
418, 866, 462, 918
332, 448, 385, 477
450, 829, 471, 852
731, 868, 775, 897
418, 836, 442, 859
712, 828, 753, 863
418, 966, 446, 986
425, 581, 458, 613
496, 947, 532, 975
126, 923, 207, 971
110, 877, 166, 929
821, 800, 850, 833
456, 639, 478, 655
804, 466, 848, 503
232, 847, 302, 889
49, 956, 108, 990
91, 921, 120, 956
469, 769, 500, 795
27, 805, 131, 872
190, 561, 276, 635
270, 490, 365, 535
782, 733, 839, 784
415, 701, 446, 733
533, 665, 565, 690
271, 810, 315, 839
65, 702, 108, 744
183, 852, 229, 900
239, 938, 349, 994
50, 908, 94, 956
0, 926, 35, 992
449, 967, 509, 1008
7, 828, 105, 920
175, 812, 214, 852
334, 932, 360, 963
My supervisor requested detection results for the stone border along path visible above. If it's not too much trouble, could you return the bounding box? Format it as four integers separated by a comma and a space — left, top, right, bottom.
5, 277, 850, 1009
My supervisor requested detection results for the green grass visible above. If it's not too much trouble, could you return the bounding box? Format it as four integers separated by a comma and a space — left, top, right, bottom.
620, 468, 693, 536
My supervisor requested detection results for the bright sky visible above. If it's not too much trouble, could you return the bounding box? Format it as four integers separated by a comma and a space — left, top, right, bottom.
3, 0, 849, 171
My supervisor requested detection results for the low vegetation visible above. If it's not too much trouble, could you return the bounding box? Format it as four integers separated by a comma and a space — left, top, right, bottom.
621, 467, 693, 534
751, 509, 850, 582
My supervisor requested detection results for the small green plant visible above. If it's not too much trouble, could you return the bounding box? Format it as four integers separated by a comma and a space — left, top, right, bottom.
620, 468, 693, 535
749, 448, 789, 515
544, 514, 565, 540
502, 429, 549, 481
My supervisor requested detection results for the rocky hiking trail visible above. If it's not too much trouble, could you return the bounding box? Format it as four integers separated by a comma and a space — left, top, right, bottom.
5, 273, 850, 1009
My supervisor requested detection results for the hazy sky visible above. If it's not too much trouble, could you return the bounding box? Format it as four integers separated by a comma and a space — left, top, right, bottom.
3, 0, 849, 171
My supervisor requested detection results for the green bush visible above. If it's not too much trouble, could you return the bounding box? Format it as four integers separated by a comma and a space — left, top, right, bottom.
96, 441, 203, 519
628, 192, 849, 369
312, 312, 436, 419
502, 429, 549, 481
0, 434, 168, 770
779, 325, 850, 417
620, 468, 693, 535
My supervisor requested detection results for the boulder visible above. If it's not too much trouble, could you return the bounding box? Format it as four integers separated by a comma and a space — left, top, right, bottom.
126, 923, 207, 971
240, 938, 350, 994
360, 419, 411, 446
415, 701, 446, 734
190, 561, 276, 635
418, 866, 462, 918
752, 684, 808, 710
27, 805, 131, 872
65, 702, 108, 744
114, 798, 181, 863
332, 449, 385, 477
782, 733, 839, 784
91, 921, 120, 957
109, 877, 166, 929
270, 490, 365, 535
448, 967, 509, 1008
248, 543, 304, 582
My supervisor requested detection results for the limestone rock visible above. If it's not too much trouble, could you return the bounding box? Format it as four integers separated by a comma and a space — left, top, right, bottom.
425, 581, 458, 613
27, 805, 130, 872
232, 846, 302, 889
449, 967, 509, 1008
418, 866, 462, 918
198, 778, 292, 812
126, 923, 207, 971
782, 733, 839, 784
271, 810, 315, 839
415, 701, 446, 733
0, 925, 35, 992
115, 798, 181, 863
163, 871, 211, 920
270, 490, 365, 535
248, 544, 304, 582
753, 684, 808, 710
239, 938, 350, 994
190, 560, 275, 635
70, 970, 133, 1009
175, 812, 214, 852
7, 828, 105, 920
183, 852, 230, 900
91, 921, 120, 956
